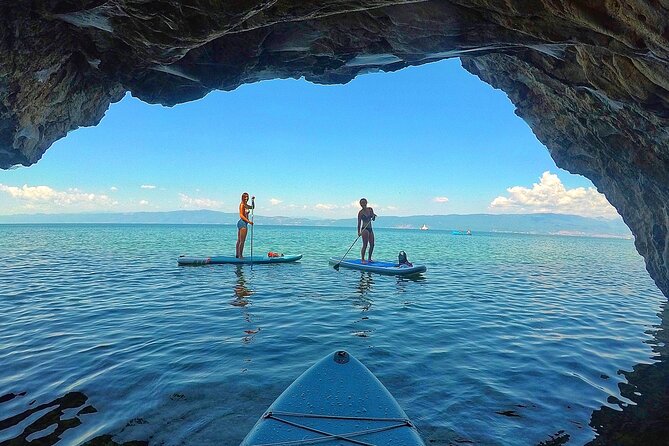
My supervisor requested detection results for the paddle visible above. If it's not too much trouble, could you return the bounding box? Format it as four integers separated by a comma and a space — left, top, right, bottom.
332, 219, 371, 271
250, 196, 255, 266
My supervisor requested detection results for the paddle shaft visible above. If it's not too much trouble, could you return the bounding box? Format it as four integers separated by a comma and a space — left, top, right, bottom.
250, 198, 255, 266
333, 219, 371, 270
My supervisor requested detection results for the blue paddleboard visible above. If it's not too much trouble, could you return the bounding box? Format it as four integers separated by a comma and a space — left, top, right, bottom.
329, 257, 426, 276
177, 254, 302, 266
240, 350, 425, 445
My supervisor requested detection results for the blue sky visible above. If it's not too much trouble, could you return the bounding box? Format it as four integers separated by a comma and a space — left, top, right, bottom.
0, 58, 619, 219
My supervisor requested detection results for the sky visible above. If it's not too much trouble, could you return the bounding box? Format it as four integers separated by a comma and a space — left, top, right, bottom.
0, 58, 621, 220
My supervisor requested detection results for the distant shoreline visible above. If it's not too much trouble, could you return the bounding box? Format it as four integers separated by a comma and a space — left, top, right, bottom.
0, 219, 633, 240
0, 210, 632, 238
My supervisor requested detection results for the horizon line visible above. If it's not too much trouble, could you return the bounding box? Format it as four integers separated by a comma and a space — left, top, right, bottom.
0, 209, 622, 221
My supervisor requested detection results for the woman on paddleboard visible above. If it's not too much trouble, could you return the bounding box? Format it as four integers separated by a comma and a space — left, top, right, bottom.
236, 192, 254, 258
357, 198, 377, 264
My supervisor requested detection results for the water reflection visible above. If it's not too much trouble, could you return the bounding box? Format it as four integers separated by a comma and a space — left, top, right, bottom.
354, 272, 374, 312
232, 265, 253, 301
350, 272, 374, 338
0, 391, 102, 445
357, 271, 374, 297
586, 301, 669, 445
230, 266, 260, 344
395, 273, 426, 293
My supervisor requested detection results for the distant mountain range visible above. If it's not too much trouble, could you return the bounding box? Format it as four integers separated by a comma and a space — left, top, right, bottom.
0, 210, 632, 238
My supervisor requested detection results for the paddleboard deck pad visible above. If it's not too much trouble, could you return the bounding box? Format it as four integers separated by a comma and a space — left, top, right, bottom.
178, 254, 302, 266
240, 350, 425, 445
329, 257, 426, 275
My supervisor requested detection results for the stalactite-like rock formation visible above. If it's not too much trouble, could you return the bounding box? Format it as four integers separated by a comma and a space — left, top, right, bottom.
1, 1, 668, 301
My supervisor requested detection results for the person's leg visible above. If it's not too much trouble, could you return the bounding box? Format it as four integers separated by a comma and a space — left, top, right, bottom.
236, 228, 242, 258
368, 230, 375, 262
361, 230, 369, 263
239, 227, 248, 258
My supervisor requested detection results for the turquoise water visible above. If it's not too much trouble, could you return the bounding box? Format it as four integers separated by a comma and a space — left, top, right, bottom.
0, 224, 664, 445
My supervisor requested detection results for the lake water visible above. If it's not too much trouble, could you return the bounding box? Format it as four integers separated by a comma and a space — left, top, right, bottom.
0, 224, 665, 445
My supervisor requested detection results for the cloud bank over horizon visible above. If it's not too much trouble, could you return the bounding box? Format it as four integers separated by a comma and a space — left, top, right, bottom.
0, 171, 620, 220
0, 183, 116, 212
489, 171, 620, 219
179, 193, 223, 209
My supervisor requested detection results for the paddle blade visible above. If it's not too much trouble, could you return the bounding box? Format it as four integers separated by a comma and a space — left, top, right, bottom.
333, 263, 340, 271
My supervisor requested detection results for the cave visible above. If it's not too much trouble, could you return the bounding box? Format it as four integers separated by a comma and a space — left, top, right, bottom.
2, 1, 669, 444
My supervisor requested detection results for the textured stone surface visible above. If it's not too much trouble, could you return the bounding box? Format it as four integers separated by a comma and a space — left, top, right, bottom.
1, 1, 669, 299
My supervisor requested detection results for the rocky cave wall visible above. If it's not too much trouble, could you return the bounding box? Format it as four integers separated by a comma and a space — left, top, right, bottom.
1, 1, 669, 297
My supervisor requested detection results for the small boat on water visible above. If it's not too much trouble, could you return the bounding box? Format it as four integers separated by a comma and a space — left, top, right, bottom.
420, 224, 429, 230
240, 350, 426, 445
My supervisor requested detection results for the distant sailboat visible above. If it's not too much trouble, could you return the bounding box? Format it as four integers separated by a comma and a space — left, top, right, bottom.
420, 224, 429, 230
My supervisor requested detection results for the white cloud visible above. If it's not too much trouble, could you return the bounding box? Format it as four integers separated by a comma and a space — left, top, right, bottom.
489, 171, 619, 219
286, 204, 309, 210
0, 183, 115, 211
270, 198, 283, 206
179, 193, 223, 209
315, 203, 338, 211
0, 184, 57, 201
385, 205, 398, 211
139, 200, 149, 206
140, 185, 156, 189
110, 186, 118, 192
433, 196, 449, 203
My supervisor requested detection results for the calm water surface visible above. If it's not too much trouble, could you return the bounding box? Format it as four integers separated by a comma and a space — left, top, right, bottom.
0, 224, 664, 445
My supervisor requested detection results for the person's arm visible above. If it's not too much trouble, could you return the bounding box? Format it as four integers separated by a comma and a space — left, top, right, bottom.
357, 211, 362, 235
370, 208, 377, 221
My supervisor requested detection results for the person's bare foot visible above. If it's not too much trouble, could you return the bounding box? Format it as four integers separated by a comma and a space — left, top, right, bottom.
361, 259, 367, 264
368, 259, 374, 263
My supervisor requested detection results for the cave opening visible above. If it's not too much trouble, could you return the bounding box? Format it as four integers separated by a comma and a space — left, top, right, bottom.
2, 57, 667, 446
0, 58, 616, 225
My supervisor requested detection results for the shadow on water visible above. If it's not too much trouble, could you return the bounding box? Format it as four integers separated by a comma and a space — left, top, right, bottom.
586, 300, 669, 445
529, 300, 669, 446
0, 390, 142, 446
